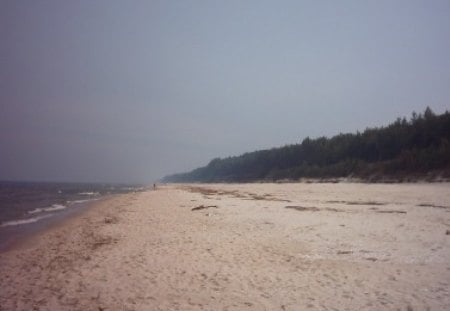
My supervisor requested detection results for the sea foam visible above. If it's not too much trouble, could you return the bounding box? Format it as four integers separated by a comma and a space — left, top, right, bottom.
28, 204, 67, 215
78, 192, 100, 196
0, 214, 54, 227
67, 198, 99, 205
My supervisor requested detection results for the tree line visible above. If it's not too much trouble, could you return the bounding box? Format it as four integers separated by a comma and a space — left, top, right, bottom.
163, 107, 450, 182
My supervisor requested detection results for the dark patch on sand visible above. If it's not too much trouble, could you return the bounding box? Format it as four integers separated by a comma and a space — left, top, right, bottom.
191, 205, 218, 211
337, 250, 353, 255
285, 206, 319, 212
376, 210, 406, 214
104, 216, 119, 224
418, 203, 449, 209
183, 186, 290, 202
285, 206, 342, 213
327, 200, 386, 206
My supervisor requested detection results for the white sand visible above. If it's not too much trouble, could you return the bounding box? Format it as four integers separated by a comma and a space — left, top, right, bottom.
1, 183, 449, 310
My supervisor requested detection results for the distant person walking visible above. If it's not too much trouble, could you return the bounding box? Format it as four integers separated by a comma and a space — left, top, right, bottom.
153, 183, 157, 190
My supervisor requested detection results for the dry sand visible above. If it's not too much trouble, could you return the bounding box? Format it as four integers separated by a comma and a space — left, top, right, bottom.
1, 182, 450, 310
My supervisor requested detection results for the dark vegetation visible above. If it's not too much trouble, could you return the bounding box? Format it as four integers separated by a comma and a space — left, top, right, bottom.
163, 108, 450, 183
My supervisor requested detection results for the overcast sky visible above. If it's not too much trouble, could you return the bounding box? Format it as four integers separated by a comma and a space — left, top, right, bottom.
1, 1, 450, 183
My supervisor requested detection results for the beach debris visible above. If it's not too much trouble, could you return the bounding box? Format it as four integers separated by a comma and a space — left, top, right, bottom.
324, 207, 341, 212
337, 250, 353, 255
418, 203, 449, 209
184, 186, 290, 201
327, 200, 386, 206
191, 205, 218, 211
247, 193, 291, 202
446, 230, 450, 235
376, 210, 407, 214
90, 235, 118, 250
104, 216, 118, 224
285, 205, 319, 212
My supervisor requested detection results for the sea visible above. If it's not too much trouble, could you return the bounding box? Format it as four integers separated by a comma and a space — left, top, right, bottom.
0, 181, 146, 251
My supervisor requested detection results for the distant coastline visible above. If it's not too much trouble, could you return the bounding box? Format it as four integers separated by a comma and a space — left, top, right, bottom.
164, 175, 450, 185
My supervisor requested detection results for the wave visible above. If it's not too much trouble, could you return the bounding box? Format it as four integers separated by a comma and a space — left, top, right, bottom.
78, 192, 100, 196
0, 214, 54, 227
28, 204, 67, 215
67, 198, 99, 205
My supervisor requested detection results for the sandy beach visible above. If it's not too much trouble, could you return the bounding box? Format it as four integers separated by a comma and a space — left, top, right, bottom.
1, 182, 449, 310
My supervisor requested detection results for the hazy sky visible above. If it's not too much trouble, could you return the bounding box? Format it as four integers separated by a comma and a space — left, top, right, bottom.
1, 1, 450, 183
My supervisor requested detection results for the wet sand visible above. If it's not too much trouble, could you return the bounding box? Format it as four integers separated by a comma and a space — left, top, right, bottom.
1, 183, 449, 310
0, 198, 99, 253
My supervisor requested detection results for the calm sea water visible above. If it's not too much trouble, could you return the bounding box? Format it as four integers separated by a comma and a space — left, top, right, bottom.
0, 181, 146, 250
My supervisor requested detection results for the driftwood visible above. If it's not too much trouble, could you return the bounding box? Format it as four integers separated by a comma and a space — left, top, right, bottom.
191, 205, 218, 211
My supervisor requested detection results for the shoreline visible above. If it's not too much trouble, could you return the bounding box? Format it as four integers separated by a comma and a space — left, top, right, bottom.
1, 183, 449, 310
0, 194, 118, 254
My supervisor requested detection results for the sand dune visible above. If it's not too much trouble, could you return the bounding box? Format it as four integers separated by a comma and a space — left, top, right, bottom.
1, 183, 450, 310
